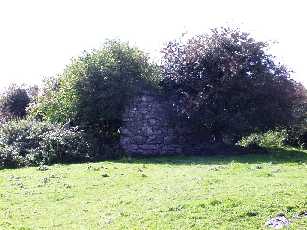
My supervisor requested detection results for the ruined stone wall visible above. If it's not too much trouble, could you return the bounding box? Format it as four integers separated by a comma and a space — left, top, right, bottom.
120, 92, 208, 156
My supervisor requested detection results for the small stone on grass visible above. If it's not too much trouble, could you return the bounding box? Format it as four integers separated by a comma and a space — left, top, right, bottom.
265, 213, 290, 229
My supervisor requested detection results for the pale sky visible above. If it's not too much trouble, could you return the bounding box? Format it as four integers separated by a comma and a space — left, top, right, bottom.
0, 0, 306, 89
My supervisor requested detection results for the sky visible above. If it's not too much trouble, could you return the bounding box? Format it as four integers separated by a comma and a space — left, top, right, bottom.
0, 0, 306, 89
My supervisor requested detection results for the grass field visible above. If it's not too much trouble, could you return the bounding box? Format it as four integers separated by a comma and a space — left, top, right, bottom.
0, 148, 306, 229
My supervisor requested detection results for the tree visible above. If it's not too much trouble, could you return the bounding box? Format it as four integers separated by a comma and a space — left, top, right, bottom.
30, 40, 160, 144
0, 84, 30, 121
287, 83, 307, 146
161, 27, 303, 143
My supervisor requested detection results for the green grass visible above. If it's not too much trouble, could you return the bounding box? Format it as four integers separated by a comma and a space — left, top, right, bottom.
0, 148, 306, 229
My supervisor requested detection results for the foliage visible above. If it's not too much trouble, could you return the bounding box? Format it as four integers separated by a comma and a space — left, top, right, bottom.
25, 84, 39, 104
161, 27, 302, 142
286, 83, 307, 147
0, 84, 31, 121
237, 130, 288, 148
0, 119, 91, 168
1, 151, 306, 229
30, 40, 160, 146
26, 40, 162, 160
26, 77, 60, 121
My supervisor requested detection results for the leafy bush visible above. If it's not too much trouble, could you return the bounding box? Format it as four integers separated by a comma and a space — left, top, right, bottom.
286, 84, 307, 148
29, 40, 160, 155
161, 27, 302, 142
0, 119, 91, 168
237, 130, 288, 148
0, 84, 31, 121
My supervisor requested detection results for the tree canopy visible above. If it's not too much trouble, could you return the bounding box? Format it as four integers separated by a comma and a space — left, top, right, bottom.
161, 27, 302, 143
29, 31, 306, 146
0, 85, 31, 121
30, 40, 160, 143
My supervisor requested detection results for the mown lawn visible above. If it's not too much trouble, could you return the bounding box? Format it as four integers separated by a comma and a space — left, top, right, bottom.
0, 148, 306, 229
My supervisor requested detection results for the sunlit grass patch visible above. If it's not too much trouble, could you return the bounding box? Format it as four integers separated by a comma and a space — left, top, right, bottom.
0, 148, 306, 229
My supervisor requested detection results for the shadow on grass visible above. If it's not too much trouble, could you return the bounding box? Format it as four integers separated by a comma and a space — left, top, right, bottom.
1, 147, 306, 171
113, 147, 307, 166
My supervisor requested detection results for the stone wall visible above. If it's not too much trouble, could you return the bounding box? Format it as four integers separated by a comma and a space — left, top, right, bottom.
120, 91, 209, 156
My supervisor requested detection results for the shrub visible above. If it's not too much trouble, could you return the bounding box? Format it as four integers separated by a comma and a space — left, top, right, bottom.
161, 27, 303, 142
0, 84, 30, 121
286, 84, 307, 148
237, 130, 288, 148
29, 40, 160, 155
0, 119, 92, 168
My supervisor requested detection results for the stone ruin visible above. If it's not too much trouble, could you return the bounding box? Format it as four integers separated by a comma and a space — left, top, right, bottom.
120, 91, 209, 156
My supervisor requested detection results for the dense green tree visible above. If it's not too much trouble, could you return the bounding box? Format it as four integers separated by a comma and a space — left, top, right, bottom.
287, 83, 307, 146
0, 85, 30, 121
30, 40, 160, 144
161, 27, 303, 143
